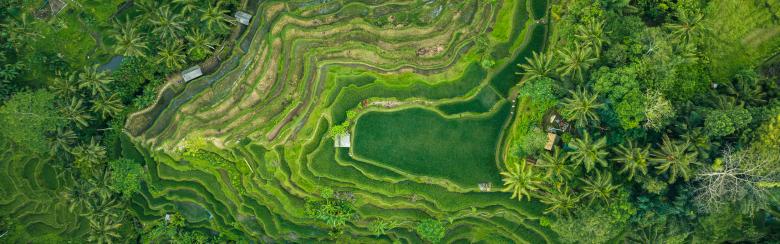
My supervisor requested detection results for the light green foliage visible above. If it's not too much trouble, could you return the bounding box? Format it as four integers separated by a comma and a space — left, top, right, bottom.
0, 90, 64, 155
304, 194, 358, 229
643, 90, 675, 130
561, 87, 604, 128
704, 107, 752, 137
415, 219, 446, 243
592, 66, 646, 129
500, 160, 541, 201
513, 126, 548, 158
108, 158, 143, 199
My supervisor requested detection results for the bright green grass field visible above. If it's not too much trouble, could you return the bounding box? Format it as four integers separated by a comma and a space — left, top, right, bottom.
352, 102, 511, 187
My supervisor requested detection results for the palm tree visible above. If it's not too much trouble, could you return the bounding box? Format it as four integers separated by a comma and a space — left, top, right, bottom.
49, 72, 80, 98
87, 215, 122, 244
612, 140, 650, 180
71, 138, 107, 175
150, 5, 185, 41
539, 186, 578, 215
92, 94, 124, 119
500, 160, 541, 201
666, 12, 707, 44
61, 97, 93, 128
112, 18, 148, 58
78, 65, 113, 96
200, 1, 233, 34
561, 87, 604, 128
157, 41, 186, 70
173, 0, 200, 15
537, 147, 574, 186
185, 28, 216, 61
650, 135, 699, 184
556, 43, 597, 82
568, 131, 608, 173
517, 51, 556, 82
580, 170, 619, 204
62, 179, 91, 213
2, 13, 43, 50
49, 127, 77, 157
575, 20, 608, 57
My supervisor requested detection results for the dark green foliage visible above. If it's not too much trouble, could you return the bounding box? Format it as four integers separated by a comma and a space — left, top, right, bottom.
415, 219, 446, 243
543, 190, 636, 243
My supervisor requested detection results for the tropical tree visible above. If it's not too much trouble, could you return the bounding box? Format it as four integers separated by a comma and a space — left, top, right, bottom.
173, 0, 200, 15
78, 65, 113, 96
49, 127, 77, 157
568, 131, 609, 173
575, 19, 608, 56
580, 170, 619, 204
556, 43, 597, 82
650, 135, 699, 184
500, 160, 541, 201
72, 138, 107, 175
62, 179, 92, 213
1, 13, 43, 50
87, 215, 122, 244
517, 51, 556, 82
49, 71, 80, 98
112, 18, 148, 58
157, 41, 186, 70
561, 87, 604, 128
539, 186, 579, 215
537, 147, 574, 186
612, 140, 650, 180
200, 1, 233, 34
666, 12, 707, 44
61, 97, 93, 128
91, 94, 124, 119
150, 5, 185, 41
184, 28, 216, 61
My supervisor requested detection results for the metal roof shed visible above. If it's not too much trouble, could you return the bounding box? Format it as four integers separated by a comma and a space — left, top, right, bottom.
182, 65, 203, 83
334, 133, 351, 148
235, 11, 253, 25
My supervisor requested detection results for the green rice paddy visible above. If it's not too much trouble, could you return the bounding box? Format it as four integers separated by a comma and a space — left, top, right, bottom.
119, 0, 553, 242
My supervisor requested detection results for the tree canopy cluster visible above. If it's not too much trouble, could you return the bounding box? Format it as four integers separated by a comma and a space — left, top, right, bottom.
502, 0, 780, 242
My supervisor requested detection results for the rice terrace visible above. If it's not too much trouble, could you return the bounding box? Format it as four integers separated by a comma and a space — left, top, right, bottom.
2, 0, 780, 243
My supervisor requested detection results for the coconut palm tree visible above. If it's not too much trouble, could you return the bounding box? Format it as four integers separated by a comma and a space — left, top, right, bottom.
61, 97, 93, 128
666, 12, 707, 44
49, 72, 80, 98
537, 147, 574, 186
651, 135, 699, 184
49, 127, 77, 157
2, 13, 43, 50
500, 160, 541, 201
71, 138, 107, 175
87, 215, 122, 244
561, 87, 604, 128
173, 0, 200, 15
112, 19, 148, 58
580, 170, 619, 204
539, 186, 578, 215
556, 43, 597, 82
91, 94, 124, 119
185, 28, 216, 61
78, 65, 113, 96
150, 5, 185, 41
200, 1, 233, 34
62, 179, 91, 213
517, 51, 556, 82
157, 41, 186, 70
575, 20, 608, 57
568, 131, 609, 173
612, 140, 650, 180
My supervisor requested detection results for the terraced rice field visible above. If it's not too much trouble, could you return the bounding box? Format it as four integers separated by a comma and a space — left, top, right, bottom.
120, 0, 552, 241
